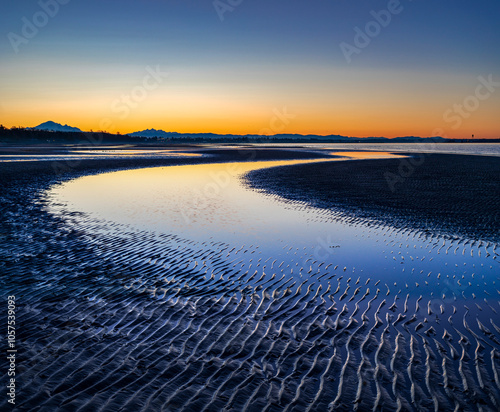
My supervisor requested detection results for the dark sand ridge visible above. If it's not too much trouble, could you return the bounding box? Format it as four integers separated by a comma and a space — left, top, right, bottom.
246, 153, 500, 244
1, 147, 499, 411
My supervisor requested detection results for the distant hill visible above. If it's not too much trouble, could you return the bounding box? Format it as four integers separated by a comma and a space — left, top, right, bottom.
128, 129, 176, 139
127, 129, 447, 142
32, 121, 82, 133
12, 123, 462, 142
391, 136, 447, 142
1, 126, 496, 145
23, 124, 451, 142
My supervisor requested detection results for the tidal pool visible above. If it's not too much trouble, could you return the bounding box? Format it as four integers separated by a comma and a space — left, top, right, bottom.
46, 155, 498, 303
35, 154, 500, 411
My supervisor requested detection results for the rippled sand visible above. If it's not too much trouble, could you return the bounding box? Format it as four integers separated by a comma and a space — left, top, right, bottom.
0, 148, 499, 411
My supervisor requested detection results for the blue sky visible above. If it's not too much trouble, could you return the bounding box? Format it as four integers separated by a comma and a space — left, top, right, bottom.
1, 0, 499, 137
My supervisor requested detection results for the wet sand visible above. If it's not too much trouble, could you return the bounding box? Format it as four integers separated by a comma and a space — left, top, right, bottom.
246, 153, 500, 243
1, 147, 499, 411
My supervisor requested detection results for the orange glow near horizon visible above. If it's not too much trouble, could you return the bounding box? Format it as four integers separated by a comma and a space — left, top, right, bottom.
3, 108, 499, 139
1, 64, 499, 139
1, 1, 499, 141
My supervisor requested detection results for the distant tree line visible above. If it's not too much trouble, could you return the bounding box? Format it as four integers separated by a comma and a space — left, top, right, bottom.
0, 125, 497, 144
0, 126, 152, 144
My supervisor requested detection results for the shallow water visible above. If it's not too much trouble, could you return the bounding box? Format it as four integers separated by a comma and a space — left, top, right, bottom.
47, 156, 499, 302
0, 148, 202, 162
272, 142, 500, 157
30, 155, 500, 411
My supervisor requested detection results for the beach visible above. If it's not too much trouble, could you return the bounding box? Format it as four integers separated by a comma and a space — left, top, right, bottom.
1, 145, 499, 411
246, 153, 500, 243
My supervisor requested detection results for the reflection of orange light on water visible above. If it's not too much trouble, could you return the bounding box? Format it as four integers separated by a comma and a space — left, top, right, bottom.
48, 153, 413, 240
174, 152, 203, 157
54, 154, 408, 212
330, 151, 407, 159
49, 158, 345, 235
69, 149, 203, 157
0, 149, 203, 163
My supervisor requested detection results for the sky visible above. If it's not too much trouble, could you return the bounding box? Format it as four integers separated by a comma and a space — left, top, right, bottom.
1, 0, 499, 138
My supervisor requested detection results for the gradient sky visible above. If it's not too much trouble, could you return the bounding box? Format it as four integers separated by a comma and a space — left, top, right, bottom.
1, 0, 499, 138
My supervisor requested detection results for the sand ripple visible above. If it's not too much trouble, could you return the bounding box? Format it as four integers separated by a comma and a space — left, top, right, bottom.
0, 152, 499, 411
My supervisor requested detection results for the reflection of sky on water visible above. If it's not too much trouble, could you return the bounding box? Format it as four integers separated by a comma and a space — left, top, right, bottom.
0, 149, 202, 162
47, 157, 499, 304
329, 151, 407, 159
271, 142, 500, 157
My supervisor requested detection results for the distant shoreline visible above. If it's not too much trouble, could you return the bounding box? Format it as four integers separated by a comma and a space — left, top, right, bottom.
1, 146, 499, 411
1, 128, 499, 145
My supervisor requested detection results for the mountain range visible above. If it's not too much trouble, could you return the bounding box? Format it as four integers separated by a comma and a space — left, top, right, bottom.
31, 122, 449, 142
127, 128, 447, 142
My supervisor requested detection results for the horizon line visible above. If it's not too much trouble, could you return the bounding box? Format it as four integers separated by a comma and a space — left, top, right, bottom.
3, 124, 499, 141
